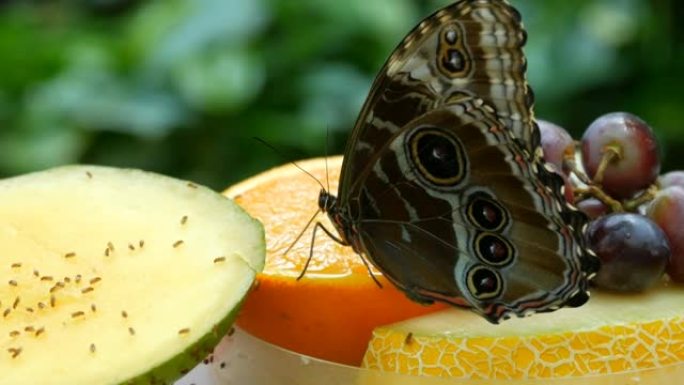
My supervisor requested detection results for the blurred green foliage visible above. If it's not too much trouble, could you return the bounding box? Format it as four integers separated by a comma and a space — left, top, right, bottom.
0, 0, 682, 189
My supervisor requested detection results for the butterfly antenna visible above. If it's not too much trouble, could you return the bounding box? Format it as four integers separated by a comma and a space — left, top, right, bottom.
253, 137, 327, 191
324, 126, 331, 193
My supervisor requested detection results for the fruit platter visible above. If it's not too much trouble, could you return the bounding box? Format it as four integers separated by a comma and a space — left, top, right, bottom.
214, 151, 684, 384
2, 0, 684, 384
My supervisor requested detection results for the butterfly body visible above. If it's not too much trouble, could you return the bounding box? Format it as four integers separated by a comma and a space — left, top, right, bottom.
320, 0, 598, 324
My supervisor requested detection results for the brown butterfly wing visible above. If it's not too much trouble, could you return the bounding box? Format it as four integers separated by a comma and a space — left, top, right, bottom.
338, 0, 537, 200
348, 99, 595, 322
328, 0, 598, 323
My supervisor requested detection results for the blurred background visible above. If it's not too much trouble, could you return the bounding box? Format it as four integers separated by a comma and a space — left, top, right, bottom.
0, 0, 682, 189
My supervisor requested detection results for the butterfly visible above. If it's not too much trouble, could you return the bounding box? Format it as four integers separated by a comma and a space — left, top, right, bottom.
316, 0, 599, 324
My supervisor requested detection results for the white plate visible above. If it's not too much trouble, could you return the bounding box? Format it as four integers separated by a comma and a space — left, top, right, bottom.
175, 363, 217, 385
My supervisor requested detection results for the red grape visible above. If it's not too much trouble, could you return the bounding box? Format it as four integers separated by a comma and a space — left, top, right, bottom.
581, 112, 660, 199
538, 120, 576, 203
646, 186, 684, 283
587, 213, 670, 292
539, 119, 574, 175
659, 171, 684, 190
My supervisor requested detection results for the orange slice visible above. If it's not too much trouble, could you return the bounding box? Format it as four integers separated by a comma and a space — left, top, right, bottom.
223, 157, 446, 366
362, 283, 684, 380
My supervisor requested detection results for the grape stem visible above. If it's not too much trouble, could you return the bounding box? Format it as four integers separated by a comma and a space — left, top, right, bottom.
593, 143, 622, 184
563, 142, 657, 213
574, 186, 624, 212
623, 185, 658, 212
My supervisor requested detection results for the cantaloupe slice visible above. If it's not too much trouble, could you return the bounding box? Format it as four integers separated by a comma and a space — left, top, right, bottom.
0, 166, 264, 385
362, 284, 684, 381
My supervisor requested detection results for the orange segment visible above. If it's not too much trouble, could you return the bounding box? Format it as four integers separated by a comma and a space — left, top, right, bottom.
362, 284, 684, 380
223, 157, 446, 366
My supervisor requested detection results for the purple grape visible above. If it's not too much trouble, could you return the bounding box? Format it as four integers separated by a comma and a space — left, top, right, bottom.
576, 198, 609, 219
539, 119, 574, 175
647, 186, 684, 283
587, 213, 670, 292
581, 112, 660, 199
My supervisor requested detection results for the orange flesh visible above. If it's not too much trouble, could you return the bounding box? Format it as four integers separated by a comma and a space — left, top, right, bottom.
224, 157, 446, 366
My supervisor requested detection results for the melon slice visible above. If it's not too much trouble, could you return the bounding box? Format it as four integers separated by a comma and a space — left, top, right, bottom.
362, 284, 684, 381
0, 166, 264, 385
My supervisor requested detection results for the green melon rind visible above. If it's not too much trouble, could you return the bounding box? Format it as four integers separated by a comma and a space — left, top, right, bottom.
123, 297, 247, 385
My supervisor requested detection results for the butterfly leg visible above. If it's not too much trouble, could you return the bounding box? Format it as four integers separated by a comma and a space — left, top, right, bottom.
315, 220, 348, 246
283, 208, 321, 257
355, 251, 384, 289
297, 222, 384, 288
296, 221, 347, 281
314, 223, 384, 287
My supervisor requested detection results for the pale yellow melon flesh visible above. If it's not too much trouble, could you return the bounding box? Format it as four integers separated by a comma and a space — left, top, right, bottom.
0, 166, 264, 385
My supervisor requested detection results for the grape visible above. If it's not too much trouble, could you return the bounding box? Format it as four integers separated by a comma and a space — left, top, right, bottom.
581, 112, 660, 199
538, 120, 575, 203
659, 171, 684, 190
587, 213, 670, 292
539, 119, 574, 175
562, 177, 575, 204
646, 186, 684, 283
576, 198, 609, 219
